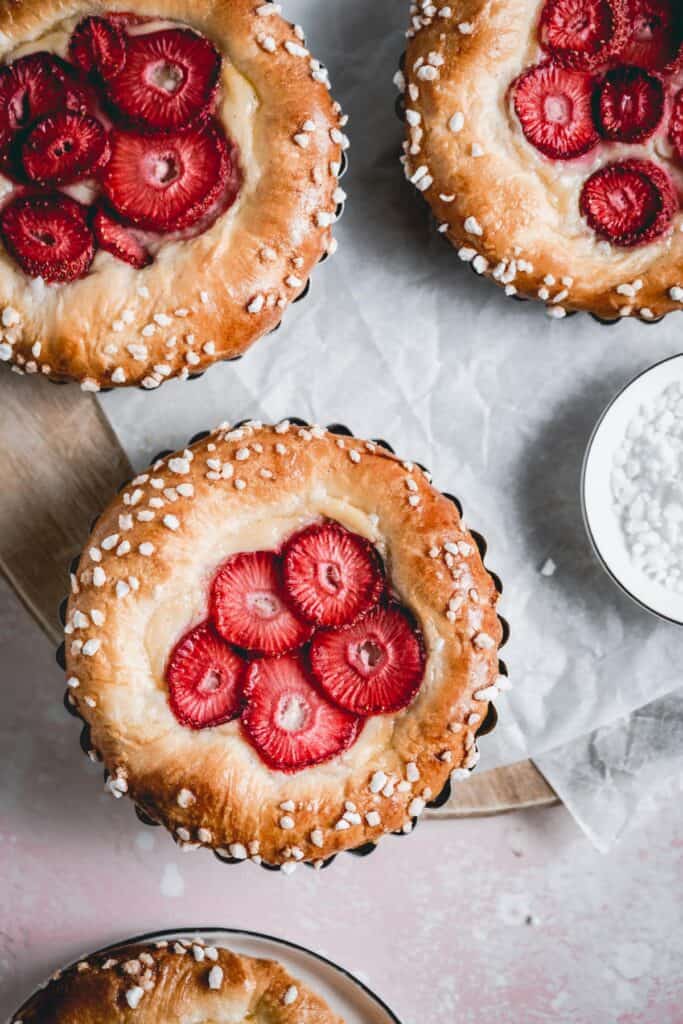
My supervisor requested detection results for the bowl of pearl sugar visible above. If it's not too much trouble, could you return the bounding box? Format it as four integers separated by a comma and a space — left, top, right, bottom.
582, 353, 683, 624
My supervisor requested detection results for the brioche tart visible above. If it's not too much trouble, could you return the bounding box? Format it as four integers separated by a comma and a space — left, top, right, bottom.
61, 419, 506, 871
11, 936, 343, 1023
399, 0, 683, 323
0, 1, 346, 390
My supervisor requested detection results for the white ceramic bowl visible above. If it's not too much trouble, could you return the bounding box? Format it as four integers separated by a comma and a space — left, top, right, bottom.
582, 353, 683, 625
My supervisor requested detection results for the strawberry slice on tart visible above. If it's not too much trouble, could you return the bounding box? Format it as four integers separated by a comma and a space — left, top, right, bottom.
166, 621, 246, 729
596, 66, 664, 144
282, 521, 385, 628
538, 0, 628, 71
92, 205, 152, 269
0, 53, 78, 152
512, 61, 599, 160
241, 652, 361, 772
0, 192, 95, 283
620, 0, 683, 72
0, 54, 98, 181
101, 119, 234, 232
211, 550, 312, 656
580, 158, 677, 247
21, 111, 110, 186
103, 27, 221, 132
69, 15, 127, 80
309, 603, 426, 716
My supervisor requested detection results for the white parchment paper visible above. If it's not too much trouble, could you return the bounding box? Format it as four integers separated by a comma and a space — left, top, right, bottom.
100, 0, 683, 847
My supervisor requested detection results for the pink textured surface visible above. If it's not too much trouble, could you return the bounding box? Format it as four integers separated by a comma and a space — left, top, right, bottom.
0, 575, 681, 1024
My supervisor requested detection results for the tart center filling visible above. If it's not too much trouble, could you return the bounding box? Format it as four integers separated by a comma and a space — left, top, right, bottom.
165, 519, 427, 773
0, 12, 243, 283
510, 0, 683, 248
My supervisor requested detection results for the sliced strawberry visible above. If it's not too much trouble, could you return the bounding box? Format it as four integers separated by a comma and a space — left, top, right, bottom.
211, 550, 312, 656
538, 0, 628, 70
621, 0, 683, 72
166, 621, 246, 729
92, 206, 152, 268
282, 522, 385, 628
103, 28, 221, 132
309, 604, 426, 716
101, 120, 231, 232
512, 61, 599, 160
69, 16, 127, 79
22, 112, 110, 185
0, 193, 95, 283
0, 55, 97, 181
0, 53, 71, 151
179, 138, 242, 235
241, 652, 361, 773
580, 158, 677, 246
597, 66, 664, 143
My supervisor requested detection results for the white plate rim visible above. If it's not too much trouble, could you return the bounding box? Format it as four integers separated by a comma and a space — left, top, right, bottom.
10, 927, 402, 1024
581, 351, 683, 626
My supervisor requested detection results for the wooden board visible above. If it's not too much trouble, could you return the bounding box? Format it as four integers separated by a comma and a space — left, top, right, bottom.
0, 370, 557, 818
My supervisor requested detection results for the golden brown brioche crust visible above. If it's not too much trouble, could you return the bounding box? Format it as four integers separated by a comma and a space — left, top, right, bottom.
401, 0, 683, 323
13, 938, 343, 1023
0, 0, 345, 389
64, 421, 504, 869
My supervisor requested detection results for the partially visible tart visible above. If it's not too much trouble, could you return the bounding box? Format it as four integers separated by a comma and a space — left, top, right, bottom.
399, 0, 683, 322
0, 1, 346, 388
11, 937, 343, 1023
63, 420, 505, 870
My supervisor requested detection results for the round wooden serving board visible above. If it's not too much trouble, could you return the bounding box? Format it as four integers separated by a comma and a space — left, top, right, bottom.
0, 370, 557, 818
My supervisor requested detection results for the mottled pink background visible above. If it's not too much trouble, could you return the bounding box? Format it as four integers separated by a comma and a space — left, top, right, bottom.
0, 576, 681, 1023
